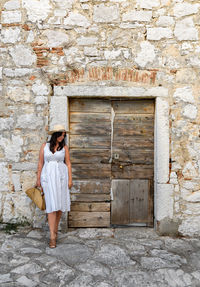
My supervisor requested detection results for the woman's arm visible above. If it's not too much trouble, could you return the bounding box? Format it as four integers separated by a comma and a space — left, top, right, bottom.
36, 143, 45, 187
64, 145, 73, 189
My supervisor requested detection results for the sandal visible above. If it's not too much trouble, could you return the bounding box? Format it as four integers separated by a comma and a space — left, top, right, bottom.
49, 238, 56, 248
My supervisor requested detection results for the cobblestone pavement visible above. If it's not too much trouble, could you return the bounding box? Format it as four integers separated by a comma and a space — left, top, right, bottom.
0, 226, 200, 287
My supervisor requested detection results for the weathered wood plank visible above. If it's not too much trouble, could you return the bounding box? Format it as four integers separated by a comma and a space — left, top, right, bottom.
70, 202, 110, 212
112, 157, 153, 166
129, 179, 149, 223
70, 135, 110, 149
112, 149, 154, 163
112, 137, 154, 149
71, 193, 110, 202
114, 114, 154, 124
70, 180, 111, 194
68, 211, 110, 227
114, 125, 154, 137
70, 98, 110, 113
70, 122, 111, 136
147, 179, 154, 227
70, 112, 110, 123
111, 180, 129, 225
72, 163, 111, 179
111, 164, 154, 179
70, 149, 110, 164
112, 100, 154, 114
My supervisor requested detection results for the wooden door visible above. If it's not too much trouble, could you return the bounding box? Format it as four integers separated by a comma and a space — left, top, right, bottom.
69, 98, 154, 228
111, 100, 154, 226
68, 98, 111, 227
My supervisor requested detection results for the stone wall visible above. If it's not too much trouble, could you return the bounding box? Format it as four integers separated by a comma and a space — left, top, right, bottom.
0, 0, 200, 236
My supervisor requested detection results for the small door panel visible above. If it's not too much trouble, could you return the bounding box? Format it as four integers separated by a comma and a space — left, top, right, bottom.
111, 180, 130, 225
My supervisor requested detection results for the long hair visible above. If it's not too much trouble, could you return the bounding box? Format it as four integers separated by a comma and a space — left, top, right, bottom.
49, 132, 66, 154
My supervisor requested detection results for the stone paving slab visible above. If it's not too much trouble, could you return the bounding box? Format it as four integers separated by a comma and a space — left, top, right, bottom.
0, 227, 200, 287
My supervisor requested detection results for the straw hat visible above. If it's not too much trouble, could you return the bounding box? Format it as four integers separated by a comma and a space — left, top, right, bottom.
48, 124, 69, 135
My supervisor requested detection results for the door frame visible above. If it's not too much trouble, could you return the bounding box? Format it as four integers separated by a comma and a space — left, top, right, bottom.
51, 85, 172, 231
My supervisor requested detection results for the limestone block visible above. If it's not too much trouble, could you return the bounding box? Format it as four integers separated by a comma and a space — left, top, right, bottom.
176, 69, 196, 84
93, 4, 119, 23
0, 163, 9, 192
173, 87, 194, 104
182, 162, 198, 178
136, 0, 160, 9
4, 0, 20, 10
32, 80, 49, 96
182, 104, 197, 120
54, 86, 168, 98
2, 194, 15, 222
0, 117, 14, 131
3, 68, 33, 78
169, 172, 178, 184
173, 3, 199, 18
161, 0, 169, 5
174, 18, 198, 41
156, 184, 174, 221
21, 171, 37, 192
12, 162, 37, 171
12, 172, 21, 192
135, 41, 155, 68
1, 11, 21, 24
64, 12, 90, 27
155, 97, 169, 183
188, 56, 200, 68
0, 68, 2, 80
157, 16, 174, 27
81, 4, 89, 9
1, 27, 21, 44
186, 191, 200, 202
178, 217, 200, 236
43, 30, 70, 48
184, 203, 200, 215
122, 10, 152, 22
16, 114, 43, 129
147, 28, 172, 40
7, 86, 31, 102
34, 96, 48, 105
0, 135, 23, 162
26, 31, 35, 43
104, 50, 121, 60
54, 0, 74, 9
9, 45, 37, 67
84, 47, 99, 57
22, 0, 53, 22
49, 96, 69, 132
54, 9, 67, 17
77, 36, 98, 46
107, 29, 131, 46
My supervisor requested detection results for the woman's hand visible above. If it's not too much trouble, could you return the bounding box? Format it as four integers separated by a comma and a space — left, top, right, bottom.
68, 180, 73, 189
36, 179, 41, 188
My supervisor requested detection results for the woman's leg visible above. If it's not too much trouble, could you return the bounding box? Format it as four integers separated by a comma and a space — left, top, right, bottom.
55, 210, 62, 234
48, 212, 57, 240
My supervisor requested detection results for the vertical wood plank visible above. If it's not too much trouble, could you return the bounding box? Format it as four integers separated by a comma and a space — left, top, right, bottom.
111, 180, 129, 225
129, 179, 149, 223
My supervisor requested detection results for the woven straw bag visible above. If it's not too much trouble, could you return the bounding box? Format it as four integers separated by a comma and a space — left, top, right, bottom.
26, 187, 46, 210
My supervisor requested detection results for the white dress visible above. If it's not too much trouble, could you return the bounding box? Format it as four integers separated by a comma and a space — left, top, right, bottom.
40, 143, 70, 213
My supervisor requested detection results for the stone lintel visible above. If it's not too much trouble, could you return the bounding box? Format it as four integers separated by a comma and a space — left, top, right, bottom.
54, 85, 168, 98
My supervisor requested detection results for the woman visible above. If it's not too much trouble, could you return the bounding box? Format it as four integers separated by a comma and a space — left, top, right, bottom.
36, 125, 73, 248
